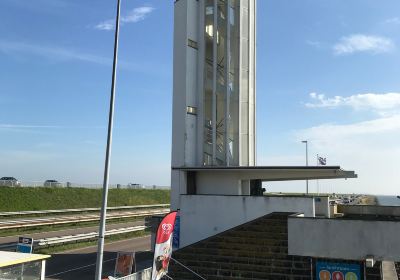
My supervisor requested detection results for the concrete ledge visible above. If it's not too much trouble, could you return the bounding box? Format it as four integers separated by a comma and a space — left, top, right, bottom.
288, 215, 400, 261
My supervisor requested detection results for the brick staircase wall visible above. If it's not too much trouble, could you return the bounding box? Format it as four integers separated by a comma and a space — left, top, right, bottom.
169, 212, 312, 280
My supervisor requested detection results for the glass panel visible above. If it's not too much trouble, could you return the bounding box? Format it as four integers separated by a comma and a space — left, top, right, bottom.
216, 0, 227, 164
0, 261, 42, 280
228, 0, 240, 165
203, 0, 214, 165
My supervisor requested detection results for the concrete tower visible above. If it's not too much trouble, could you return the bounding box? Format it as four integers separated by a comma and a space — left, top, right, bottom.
171, 0, 256, 209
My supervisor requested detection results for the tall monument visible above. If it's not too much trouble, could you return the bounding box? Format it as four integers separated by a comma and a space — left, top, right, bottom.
171, 0, 256, 209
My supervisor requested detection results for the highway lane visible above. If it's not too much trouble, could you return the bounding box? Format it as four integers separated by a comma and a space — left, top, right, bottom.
0, 208, 168, 229
0, 220, 145, 246
45, 236, 152, 280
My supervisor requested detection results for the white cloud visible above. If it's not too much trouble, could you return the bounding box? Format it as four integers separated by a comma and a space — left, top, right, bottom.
0, 40, 111, 65
333, 34, 394, 55
95, 20, 114, 31
295, 115, 400, 195
384, 17, 400, 25
0, 40, 145, 72
306, 92, 400, 114
299, 115, 400, 139
95, 6, 154, 31
306, 40, 322, 48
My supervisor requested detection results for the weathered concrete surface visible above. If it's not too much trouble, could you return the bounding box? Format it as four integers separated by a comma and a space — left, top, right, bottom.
382, 261, 398, 280
180, 195, 315, 247
288, 217, 400, 261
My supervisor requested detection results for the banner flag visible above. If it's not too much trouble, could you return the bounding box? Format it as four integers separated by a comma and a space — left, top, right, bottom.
318, 156, 327, 166
151, 211, 177, 280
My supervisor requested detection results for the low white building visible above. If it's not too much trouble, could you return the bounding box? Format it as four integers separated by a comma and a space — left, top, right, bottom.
0, 251, 50, 280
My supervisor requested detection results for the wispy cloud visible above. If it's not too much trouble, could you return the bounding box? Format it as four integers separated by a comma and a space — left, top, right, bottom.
299, 114, 400, 139
384, 17, 400, 25
0, 40, 111, 65
305, 92, 400, 114
95, 6, 155, 31
0, 124, 104, 133
333, 34, 394, 55
0, 124, 61, 129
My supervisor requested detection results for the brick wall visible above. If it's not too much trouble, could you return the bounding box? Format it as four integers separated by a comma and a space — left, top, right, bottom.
169, 213, 312, 280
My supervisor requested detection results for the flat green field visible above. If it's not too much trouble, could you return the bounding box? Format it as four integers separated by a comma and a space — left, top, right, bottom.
0, 187, 170, 211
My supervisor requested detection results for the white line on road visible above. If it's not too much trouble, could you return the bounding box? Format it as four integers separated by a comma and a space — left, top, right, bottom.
60, 235, 149, 254
45, 258, 116, 278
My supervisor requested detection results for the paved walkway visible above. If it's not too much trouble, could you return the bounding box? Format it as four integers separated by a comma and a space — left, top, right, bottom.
382, 261, 398, 280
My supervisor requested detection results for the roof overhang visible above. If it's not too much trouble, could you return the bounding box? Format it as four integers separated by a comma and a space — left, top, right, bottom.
172, 166, 357, 181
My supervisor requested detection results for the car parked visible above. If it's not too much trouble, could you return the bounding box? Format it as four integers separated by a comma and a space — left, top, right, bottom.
44, 180, 62, 187
0, 177, 21, 187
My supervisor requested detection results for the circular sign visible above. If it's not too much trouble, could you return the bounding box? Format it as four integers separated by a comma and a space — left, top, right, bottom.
319, 270, 331, 280
332, 271, 344, 280
345, 272, 358, 280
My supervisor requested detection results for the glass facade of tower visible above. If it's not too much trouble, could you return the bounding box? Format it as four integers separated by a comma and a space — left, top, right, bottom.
203, 0, 253, 166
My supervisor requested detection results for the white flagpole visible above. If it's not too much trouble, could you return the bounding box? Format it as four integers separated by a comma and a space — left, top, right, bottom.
316, 154, 320, 195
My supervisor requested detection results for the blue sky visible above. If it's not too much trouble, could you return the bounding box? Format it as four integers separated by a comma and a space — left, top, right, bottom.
1, 0, 399, 195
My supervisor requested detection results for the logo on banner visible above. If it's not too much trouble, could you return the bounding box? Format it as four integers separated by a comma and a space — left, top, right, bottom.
332, 271, 344, 280
319, 270, 331, 280
162, 223, 172, 234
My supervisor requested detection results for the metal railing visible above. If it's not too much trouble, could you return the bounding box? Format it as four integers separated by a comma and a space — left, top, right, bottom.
37, 226, 146, 247
0, 208, 170, 230
0, 180, 170, 189
0, 226, 148, 251
0, 204, 170, 217
110, 268, 152, 280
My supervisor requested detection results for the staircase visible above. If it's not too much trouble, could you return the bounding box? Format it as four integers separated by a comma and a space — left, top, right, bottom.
169, 212, 312, 280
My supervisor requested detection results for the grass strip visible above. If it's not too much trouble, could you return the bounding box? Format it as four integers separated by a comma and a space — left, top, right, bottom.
0, 216, 144, 238
0, 187, 170, 212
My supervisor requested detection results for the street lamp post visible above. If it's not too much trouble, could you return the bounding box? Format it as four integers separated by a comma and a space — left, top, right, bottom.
301, 140, 309, 194
95, 0, 121, 279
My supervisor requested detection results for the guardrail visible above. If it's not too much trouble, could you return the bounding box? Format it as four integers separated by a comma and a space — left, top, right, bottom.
109, 268, 152, 280
0, 204, 170, 217
37, 225, 146, 247
0, 208, 169, 230
0, 226, 148, 251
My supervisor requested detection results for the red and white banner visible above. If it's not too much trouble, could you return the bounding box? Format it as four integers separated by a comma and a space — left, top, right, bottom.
151, 211, 177, 280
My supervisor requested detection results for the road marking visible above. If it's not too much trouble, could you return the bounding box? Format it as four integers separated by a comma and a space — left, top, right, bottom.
0, 221, 143, 240
45, 258, 116, 277
60, 235, 150, 253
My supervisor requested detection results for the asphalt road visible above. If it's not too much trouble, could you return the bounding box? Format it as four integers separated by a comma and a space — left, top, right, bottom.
45, 236, 152, 280
0, 220, 144, 246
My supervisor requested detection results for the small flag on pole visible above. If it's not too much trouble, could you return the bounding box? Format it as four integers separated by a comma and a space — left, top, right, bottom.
318, 156, 327, 166
151, 211, 177, 280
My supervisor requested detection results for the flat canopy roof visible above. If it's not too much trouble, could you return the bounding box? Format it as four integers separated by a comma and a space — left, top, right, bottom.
0, 251, 50, 267
172, 166, 357, 181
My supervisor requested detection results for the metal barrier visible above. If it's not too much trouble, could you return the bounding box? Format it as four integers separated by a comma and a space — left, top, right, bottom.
0, 204, 170, 217
2, 180, 170, 189
37, 226, 147, 247
0, 208, 169, 230
110, 268, 152, 280
0, 226, 149, 251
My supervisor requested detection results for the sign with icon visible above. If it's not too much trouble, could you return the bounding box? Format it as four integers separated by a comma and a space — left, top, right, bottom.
17, 237, 33, 253
316, 261, 361, 280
